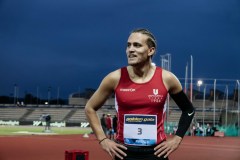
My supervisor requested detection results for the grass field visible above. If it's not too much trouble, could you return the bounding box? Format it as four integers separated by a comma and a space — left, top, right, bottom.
0, 125, 92, 135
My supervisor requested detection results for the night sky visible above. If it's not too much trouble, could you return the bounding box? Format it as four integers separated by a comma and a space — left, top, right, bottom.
0, 0, 240, 99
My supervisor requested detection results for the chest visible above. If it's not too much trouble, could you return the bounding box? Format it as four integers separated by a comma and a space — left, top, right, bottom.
115, 82, 167, 109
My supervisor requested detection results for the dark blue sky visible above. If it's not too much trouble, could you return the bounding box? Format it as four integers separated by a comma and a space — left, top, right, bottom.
0, 0, 240, 99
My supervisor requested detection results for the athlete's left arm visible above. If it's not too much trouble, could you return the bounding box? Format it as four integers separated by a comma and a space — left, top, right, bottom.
154, 70, 195, 158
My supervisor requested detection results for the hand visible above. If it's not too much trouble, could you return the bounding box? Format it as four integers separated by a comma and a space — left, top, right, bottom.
154, 136, 182, 158
100, 138, 127, 159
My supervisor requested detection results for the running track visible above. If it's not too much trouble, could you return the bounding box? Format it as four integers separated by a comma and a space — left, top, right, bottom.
0, 134, 239, 160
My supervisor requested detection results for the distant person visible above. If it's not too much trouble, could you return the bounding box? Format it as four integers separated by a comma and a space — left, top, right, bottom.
85, 28, 195, 160
45, 114, 51, 130
211, 126, 219, 136
173, 126, 177, 135
106, 114, 113, 140
21, 101, 24, 106
206, 124, 212, 136
191, 124, 196, 136
195, 124, 204, 136
112, 114, 118, 139
100, 114, 107, 135
40, 114, 51, 131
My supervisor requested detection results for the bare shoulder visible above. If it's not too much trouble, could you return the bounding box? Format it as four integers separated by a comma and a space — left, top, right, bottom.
101, 69, 121, 89
162, 69, 182, 94
107, 69, 121, 80
86, 69, 121, 110
105, 69, 121, 83
162, 69, 178, 82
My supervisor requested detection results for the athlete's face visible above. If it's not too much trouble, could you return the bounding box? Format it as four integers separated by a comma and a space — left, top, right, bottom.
126, 33, 155, 66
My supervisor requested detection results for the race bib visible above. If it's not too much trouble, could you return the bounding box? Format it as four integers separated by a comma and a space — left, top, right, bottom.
123, 114, 157, 146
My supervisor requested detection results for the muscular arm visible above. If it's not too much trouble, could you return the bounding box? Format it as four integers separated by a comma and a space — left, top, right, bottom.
170, 90, 195, 137
154, 70, 194, 158
162, 69, 195, 137
85, 70, 119, 141
84, 70, 127, 159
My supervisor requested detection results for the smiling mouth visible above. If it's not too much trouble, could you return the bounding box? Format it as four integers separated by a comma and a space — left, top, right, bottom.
128, 57, 136, 61
128, 54, 137, 58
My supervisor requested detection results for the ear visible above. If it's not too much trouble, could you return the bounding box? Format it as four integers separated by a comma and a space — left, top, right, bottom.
148, 47, 155, 57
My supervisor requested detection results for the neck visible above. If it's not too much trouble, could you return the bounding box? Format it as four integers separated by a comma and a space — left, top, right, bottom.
132, 63, 152, 77
128, 61, 155, 82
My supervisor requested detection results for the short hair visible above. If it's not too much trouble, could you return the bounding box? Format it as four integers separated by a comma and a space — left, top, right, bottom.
130, 28, 157, 53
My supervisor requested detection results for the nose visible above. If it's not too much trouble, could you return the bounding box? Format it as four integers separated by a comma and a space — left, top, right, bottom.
127, 44, 135, 53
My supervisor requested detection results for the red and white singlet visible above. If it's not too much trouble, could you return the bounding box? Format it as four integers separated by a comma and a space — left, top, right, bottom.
115, 67, 168, 146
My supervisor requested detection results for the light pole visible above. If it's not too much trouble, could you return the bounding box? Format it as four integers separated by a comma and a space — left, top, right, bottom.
36, 86, 39, 105
202, 85, 206, 128
225, 85, 228, 127
190, 55, 193, 102
48, 86, 51, 105
197, 80, 204, 127
237, 80, 240, 136
13, 84, 17, 105
213, 79, 216, 127
57, 87, 60, 105
160, 53, 171, 134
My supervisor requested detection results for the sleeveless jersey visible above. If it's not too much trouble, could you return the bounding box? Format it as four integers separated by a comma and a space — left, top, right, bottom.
115, 67, 168, 145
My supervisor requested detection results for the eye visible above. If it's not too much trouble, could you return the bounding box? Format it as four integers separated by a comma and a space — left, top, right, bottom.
133, 42, 142, 48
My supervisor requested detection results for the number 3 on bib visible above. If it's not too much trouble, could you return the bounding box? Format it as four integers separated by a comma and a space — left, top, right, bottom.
137, 128, 142, 135
123, 114, 157, 146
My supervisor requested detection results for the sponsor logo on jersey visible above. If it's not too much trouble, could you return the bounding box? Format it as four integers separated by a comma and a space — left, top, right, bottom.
153, 89, 158, 95
120, 88, 136, 92
148, 89, 163, 103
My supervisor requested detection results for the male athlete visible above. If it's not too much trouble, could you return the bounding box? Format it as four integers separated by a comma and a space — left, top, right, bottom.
85, 28, 195, 160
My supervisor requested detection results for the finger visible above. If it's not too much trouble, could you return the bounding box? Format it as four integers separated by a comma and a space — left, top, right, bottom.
117, 144, 128, 150
108, 150, 114, 159
163, 148, 174, 158
114, 152, 124, 160
154, 142, 165, 150
110, 148, 126, 160
157, 147, 169, 158
114, 147, 127, 157
154, 145, 167, 155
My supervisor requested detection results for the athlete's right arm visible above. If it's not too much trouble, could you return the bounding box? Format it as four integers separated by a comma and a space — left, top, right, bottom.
84, 70, 127, 159
85, 70, 119, 141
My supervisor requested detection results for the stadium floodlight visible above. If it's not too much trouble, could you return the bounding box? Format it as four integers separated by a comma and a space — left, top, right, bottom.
197, 80, 203, 86
197, 80, 203, 91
